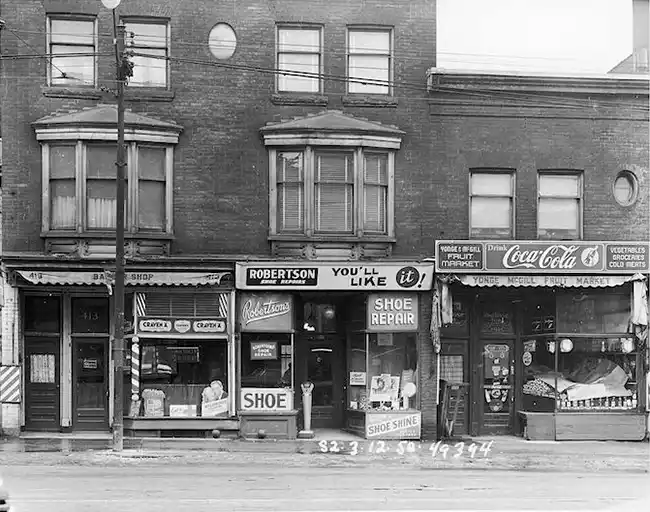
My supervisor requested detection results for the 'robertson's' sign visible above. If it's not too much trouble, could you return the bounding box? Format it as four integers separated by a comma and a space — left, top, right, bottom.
435, 241, 649, 274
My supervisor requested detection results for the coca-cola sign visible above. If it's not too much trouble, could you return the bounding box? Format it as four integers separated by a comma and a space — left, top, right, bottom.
435, 241, 649, 274
239, 293, 294, 332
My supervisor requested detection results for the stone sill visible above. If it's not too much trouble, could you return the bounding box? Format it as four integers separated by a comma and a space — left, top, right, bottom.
42, 86, 103, 100
41, 86, 175, 102
42, 231, 175, 240
271, 93, 329, 106
342, 95, 398, 108
269, 234, 396, 243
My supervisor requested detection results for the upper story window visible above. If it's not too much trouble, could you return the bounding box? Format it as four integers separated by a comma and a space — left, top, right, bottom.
537, 172, 583, 240
276, 26, 322, 93
261, 111, 403, 241
469, 170, 515, 239
47, 16, 97, 87
124, 19, 170, 88
347, 27, 392, 95
33, 105, 182, 237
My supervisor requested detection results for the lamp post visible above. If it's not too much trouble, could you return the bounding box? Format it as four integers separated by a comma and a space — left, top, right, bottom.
102, 0, 127, 452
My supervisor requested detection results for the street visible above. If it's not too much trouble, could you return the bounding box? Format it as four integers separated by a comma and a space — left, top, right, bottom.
1, 451, 649, 512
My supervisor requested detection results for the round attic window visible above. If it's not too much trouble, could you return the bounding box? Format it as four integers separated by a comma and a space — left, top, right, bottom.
612, 171, 638, 207
208, 23, 237, 60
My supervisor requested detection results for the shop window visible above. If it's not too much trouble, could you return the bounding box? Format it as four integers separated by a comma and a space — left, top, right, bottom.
347, 28, 392, 95
480, 304, 514, 335
556, 291, 630, 334
24, 296, 60, 332
302, 302, 337, 332
469, 170, 514, 239
537, 172, 582, 240
47, 16, 97, 87
123, 19, 170, 88
612, 170, 638, 207
138, 340, 228, 418
276, 25, 322, 93
240, 334, 293, 388
71, 297, 109, 334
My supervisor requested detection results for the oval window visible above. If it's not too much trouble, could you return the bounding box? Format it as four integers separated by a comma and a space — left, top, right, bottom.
208, 23, 237, 60
612, 171, 638, 206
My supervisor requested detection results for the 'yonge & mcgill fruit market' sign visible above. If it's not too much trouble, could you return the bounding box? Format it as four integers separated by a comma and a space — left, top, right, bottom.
434, 241, 650, 274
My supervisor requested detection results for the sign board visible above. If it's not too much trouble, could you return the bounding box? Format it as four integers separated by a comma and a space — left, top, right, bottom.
458, 274, 639, 288
250, 341, 278, 360
236, 262, 434, 291
365, 412, 422, 440
137, 317, 226, 338
349, 372, 366, 386
240, 387, 294, 412
435, 241, 650, 274
367, 294, 419, 332
17, 270, 232, 287
239, 293, 294, 332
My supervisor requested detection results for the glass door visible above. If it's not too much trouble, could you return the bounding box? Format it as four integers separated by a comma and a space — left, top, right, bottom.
481, 341, 514, 435
73, 339, 109, 430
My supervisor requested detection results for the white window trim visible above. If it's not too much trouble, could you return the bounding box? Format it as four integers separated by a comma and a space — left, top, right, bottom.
267, 141, 396, 240
346, 26, 394, 96
468, 169, 516, 239
537, 170, 584, 240
36, 125, 178, 235
122, 17, 171, 89
275, 24, 324, 94
46, 15, 98, 87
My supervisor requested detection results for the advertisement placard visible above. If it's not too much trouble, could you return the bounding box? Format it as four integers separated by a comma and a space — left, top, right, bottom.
435, 241, 650, 274
250, 341, 278, 360
236, 262, 434, 290
365, 412, 422, 439
137, 317, 226, 338
240, 387, 294, 412
367, 293, 419, 332
239, 293, 294, 332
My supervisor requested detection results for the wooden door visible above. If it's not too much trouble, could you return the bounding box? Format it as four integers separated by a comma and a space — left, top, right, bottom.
480, 340, 515, 434
297, 334, 345, 429
25, 338, 60, 431
73, 338, 109, 431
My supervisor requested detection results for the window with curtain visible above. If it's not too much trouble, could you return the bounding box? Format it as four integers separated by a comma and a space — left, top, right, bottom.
124, 20, 169, 88
277, 26, 322, 93
43, 142, 172, 234
276, 152, 304, 231
470, 171, 514, 238
364, 153, 388, 232
48, 17, 96, 86
272, 147, 392, 237
315, 152, 354, 233
50, 145, 77, 229
347, 28, 392, 95
538, 172, 582, 240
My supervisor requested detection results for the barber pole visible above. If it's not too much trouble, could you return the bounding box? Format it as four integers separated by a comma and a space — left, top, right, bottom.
0, 366, 21, 403
131, 341, 140, 397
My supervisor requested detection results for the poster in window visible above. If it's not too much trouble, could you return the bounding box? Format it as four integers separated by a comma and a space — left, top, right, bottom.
30, 354, 55, 383
250, 341, 278, 360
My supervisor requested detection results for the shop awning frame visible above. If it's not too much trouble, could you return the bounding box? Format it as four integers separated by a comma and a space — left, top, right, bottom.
16, 270, 233, 287
446, 273, 646, 288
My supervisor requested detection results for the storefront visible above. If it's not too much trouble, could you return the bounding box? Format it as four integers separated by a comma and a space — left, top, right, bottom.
0, 265, 235, 436
235, 261, 435, 440
434, 240, 649, 441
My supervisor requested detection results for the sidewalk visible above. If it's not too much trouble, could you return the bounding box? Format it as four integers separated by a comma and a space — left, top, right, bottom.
1, 433, 648, 472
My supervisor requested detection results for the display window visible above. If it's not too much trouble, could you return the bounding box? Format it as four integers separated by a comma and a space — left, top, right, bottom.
240, 333, 293, 389
137, 340, 228, 418
521, 287, 640, 413
348, 332, 419, 412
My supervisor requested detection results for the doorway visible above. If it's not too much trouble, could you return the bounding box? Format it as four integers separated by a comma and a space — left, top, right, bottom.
297, 334, 345, 429
24, 338, 61, 431
72, 338, 109, 430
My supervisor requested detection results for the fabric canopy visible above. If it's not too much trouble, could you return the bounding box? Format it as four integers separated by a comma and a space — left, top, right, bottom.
456, 274, 640, 288
17, 270, 232, 287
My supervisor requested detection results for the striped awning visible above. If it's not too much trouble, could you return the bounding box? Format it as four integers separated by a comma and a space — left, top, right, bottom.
457, 274, 643, 288
16, 270, 232, 287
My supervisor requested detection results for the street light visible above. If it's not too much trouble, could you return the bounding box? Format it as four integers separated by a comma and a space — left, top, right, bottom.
102, 0, 127, 452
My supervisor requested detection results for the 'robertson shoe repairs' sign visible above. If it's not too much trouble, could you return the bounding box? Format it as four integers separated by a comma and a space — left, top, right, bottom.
435, 241, 649, 273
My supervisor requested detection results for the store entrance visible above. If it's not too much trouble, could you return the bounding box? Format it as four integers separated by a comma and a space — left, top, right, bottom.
297, 334, 345, 429
24, 337, 61, 431
72, 338, 109, 431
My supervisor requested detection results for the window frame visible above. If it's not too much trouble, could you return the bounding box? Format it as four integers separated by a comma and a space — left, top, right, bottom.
41, 141, 174, 235
468, 169, 516, 239
268, 146, 395, 239
537, 170, 584, 240
275, 24, 323, 94
122, 17, 171, 89
46, 15, 98, 87
346, 26, 393, 96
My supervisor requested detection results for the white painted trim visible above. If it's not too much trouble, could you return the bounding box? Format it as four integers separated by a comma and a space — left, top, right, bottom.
228, 290, 236, 417
387, 151, 395, 238
41, 144, 50, 233
35, 127, 180, 144
61, 294, 72, 428
77, 141, 85, 233
268, 149, 277, 235
262, 133, 401, 149
165, 146, 174, 234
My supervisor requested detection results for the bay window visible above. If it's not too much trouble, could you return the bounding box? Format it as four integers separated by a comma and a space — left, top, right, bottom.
42, 141, 172, 234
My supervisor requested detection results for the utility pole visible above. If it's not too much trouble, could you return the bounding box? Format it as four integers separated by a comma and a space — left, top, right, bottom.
111, 11, 127, 453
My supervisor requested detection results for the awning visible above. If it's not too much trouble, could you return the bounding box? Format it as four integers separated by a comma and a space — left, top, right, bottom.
16, 270, 232, 287
456, 274, 642, 288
